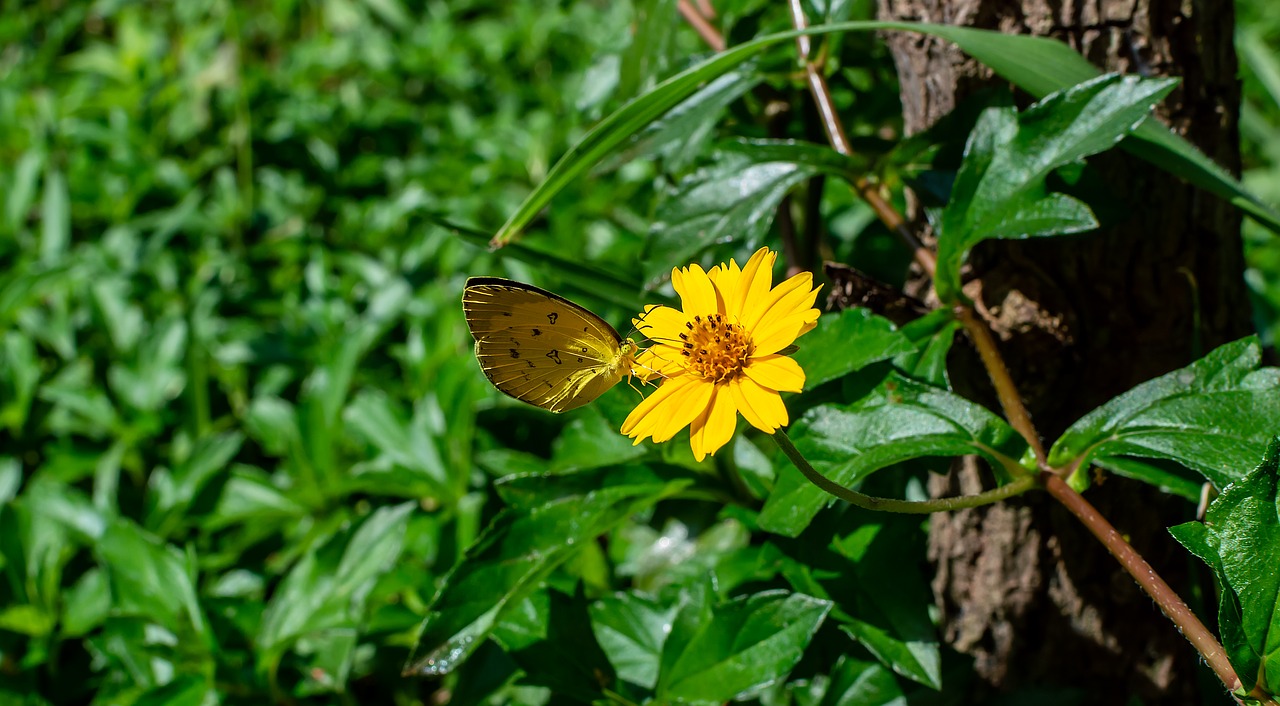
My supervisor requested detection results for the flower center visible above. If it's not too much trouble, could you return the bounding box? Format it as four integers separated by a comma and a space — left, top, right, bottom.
680, 313, 752, 383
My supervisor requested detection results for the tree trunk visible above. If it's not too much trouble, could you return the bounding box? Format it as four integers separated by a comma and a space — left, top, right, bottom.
875, 0, 1250, 702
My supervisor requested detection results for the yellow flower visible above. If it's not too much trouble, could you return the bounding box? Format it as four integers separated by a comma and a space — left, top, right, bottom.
621, 248, 821, 461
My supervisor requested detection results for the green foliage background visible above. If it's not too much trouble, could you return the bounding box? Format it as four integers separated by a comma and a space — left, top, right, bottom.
0, 1, 1276, 704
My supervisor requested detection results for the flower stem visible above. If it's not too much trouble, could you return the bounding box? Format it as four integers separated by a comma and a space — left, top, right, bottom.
772, 430, 1038, 513
1040, 472, 1243, 695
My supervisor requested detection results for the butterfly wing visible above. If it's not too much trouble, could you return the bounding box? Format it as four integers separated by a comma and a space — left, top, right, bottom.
463, 277, 631, 413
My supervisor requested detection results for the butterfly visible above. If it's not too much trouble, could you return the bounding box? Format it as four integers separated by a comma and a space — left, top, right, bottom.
462, 277, 640, 412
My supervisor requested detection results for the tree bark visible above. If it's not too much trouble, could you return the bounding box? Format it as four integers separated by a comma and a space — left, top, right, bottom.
875, 0, 1250, 702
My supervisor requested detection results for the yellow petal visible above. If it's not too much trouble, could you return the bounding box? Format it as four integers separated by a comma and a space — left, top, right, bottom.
632, 346, 686, 382
752, 320, 805, 358
751, 271, 815, 324
672, 263, 720, 316
621, 375, 712, 445
689, 385, 738, 461
634, 305, 689, 345
734, 248, 775, 325
710, 258, 741, 306
732, 376, 789, 431
622, 374, 696, 439
649, 377, 714, 443
744, 354, 805, 392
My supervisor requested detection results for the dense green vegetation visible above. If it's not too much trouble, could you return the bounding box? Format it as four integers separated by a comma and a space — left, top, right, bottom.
1, 1, 1277, 705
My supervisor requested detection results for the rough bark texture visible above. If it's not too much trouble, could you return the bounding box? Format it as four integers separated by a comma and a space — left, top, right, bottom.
875, 0, 1250, 702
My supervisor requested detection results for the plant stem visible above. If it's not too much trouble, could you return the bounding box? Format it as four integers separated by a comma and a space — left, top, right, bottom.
772, 430, 1037, 513
784, 0, 936, 278
1040, 472, 1243, 695
954, 305, 1047, 465
676, 0, 724, 51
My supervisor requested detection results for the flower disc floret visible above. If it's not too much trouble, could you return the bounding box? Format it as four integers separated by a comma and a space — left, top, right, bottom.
680, 313, 752, 383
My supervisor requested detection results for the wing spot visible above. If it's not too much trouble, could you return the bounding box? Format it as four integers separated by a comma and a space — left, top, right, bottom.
546, 350, 563, 365
547, 312, 558, 324
532, 328, 541, 336
576, 357, 584, 363
501, 312, 512, 317
509, 349, 520, 359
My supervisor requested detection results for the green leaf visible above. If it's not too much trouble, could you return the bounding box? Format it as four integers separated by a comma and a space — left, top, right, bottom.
892, 309, 960, 388
145, 431, 243, 536
626, 69, 763, 172
344, 390, 450, 495
508, 588, 617, 702
550, 406, 649, 473
647, 139, 866, 281
793, 308, 915, 389
935, 74, 1177, 302
97, 517, 208, 642
40, 168, 69, 264
1048, 337, 1280, 489
6, 149, 43, 233
810, 656, 907, 706
493, 22, 1280, 248
760, 373, 1030, 536
258, 502, 414, 670
778, 516, 940, 689
831, 523, 940, 689
656, 589, 832, 704
0, 332, 41, 432
403, 478, 684, 676
1169, 438, 1280, 693
590, 591, 676, 690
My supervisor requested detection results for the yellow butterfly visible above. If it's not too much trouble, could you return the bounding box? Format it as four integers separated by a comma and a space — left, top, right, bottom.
462, 277, 640, 413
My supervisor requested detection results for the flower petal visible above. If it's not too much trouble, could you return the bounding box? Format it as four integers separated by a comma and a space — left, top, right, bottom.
744, 354, 805, 392
633, 304, 689, 345
733, 248, 775, 324
622, 374, 695, 438
748, 276, 821, 354
621, 375, 712, 445
689, 385, 738, 461
649, 378, 714, 443
728, 377, 771, 432
732, 376, 788, 431
632, 345, 686, 382
672, 264, 720, 316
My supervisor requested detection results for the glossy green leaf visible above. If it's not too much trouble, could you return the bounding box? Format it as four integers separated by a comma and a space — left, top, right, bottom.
831, 522, 940, 689
508, 589, 617, 702
404, 479, 683, 676
1169, 438, 1280, 693
493, 22, 1280, 248
760, 373, 1030, 536
892, 309, 960, 388
550, 406, 649, 472
656, 589, 832, 704
626, 68, 763, 171
935, 74, 1176, 302
647, 139, 866, 281
1048, 337, 1280, 489
793, 308, 915, 389
590, 591, 677, 690
810, 655, 907, 706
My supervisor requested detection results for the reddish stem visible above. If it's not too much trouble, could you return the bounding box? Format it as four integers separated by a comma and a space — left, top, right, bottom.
1042, 472, 1243, 695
